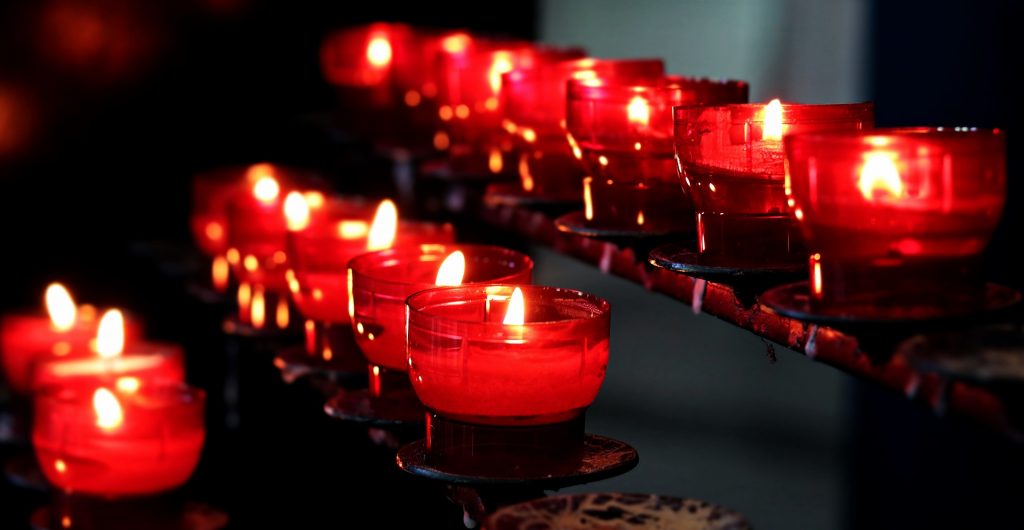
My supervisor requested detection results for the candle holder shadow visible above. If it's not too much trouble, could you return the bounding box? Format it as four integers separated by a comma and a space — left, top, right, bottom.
483, 183, 582, 213
272, 326, 367, 386
900, 324, 1024, 434
760, 281, 1022, 363
555, 211, 692, 242
648, 242, 806, 305
30, 494, 228, 530
484, 492, 752, 530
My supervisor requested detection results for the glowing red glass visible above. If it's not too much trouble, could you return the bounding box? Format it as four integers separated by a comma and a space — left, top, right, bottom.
784, 128, 1005, 312
567, 75, 748, 232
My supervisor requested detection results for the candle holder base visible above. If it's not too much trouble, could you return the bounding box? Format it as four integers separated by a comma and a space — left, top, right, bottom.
4, 451, 48, 491
485, 492, 751, 530
396, 433, 638, 488
555, 211, 689, 241
760, 281, 1021, 328
30, 496, 228, 530
323, 388, 425, 426
483, 183, 582, 210
273, 342, 366, 385
648, 243, 805, 281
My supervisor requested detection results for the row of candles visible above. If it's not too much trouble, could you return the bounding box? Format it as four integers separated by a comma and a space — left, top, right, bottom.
323, 22, 1006, 311
0, 20, 1008, 514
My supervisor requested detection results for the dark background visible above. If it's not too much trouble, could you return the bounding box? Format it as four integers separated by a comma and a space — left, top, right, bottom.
1, 1, 1022, 529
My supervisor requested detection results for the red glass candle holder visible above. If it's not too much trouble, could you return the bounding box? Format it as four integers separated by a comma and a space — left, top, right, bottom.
349, 245, 533, 372
320, 23, 445, 151
1, 310, 141, 395
407, 285, 610, 474
435, 37, 584, 177
32, 341, 185, 393
567, 75, 748, 233
501, 58, 664, 199
675, 102, 873, 262
784, 128, 1006, 313
33, 384, 205, 497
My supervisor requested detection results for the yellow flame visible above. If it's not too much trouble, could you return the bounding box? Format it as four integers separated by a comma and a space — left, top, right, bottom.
858, 151, 904, 201
503, 287, 525, 325
367, 199, 398, 251
627, 96, 650, 126
338, 220, 370, 239
115, 376, 141, 394
226, 247, 240, 265
435, 251, 466, 286
521, 128, 537, 143
322, 344, 333, 361
347, 269, 355, 319
205, 221, 224, 242
284, 191, 310, 231
811, 253, 823, 298
489, 51, 514, 94
212, 255, 229, 292
251, 286, 266, 329
54, 459, 67, 474
366, 35, 392, 67
763, 99, 784, 141
637, 211, 645, 226
303, 191, 325, 209
253, 175, 280, 204
276, 297, 290, 329
519, 154, 535, 192
455, 104, 470, 119
304, 319, 316, 354
441, 33, 470, 54
45, 283, 76, 332
96, 309, 124, 359
237, 281, 252, 313
93, 388, 123, 430
583, 176, 594, 221
243, 254, 259, 272
488, 148, 504, 174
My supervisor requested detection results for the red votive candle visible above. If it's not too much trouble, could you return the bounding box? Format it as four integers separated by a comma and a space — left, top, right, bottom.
435, 37, 584, 176
501, 58, 664, 199
1, 286, 141, 394
320, 23, 444, 150
407, 285, 610, 426
33, 384, 205, 497
675, 101, 873, 261
349, 245, 533, 372
567, 75, 748, 233
32, 341, 184, 393
784, 128, 1006, 313
286, 196, 455, 324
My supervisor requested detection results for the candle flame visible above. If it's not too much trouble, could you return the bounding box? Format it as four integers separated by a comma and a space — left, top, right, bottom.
627, 96, 650, 126
115, 376, 141, 393
204, 221, 224, 242
251, 285, 266, 329
435, 251, 466, 286
253, 175, 280, 204
96, 309, 124, 359
212, 255, 229, 292
811, 253, 823, 298
858, 151, 904, 201
93, 388, 123, 430
503, 287, 525, 325
45, 283, 76, 332
304, 320, 316, 354
284, 191, 310, 231
763, 99, 784, 141
441, 33, 470, 54
488, 51, 514, 94
366, 35, 392, 67
488, 148, 504, 174
237, 281, 252, 316
337, 220, 369, 239
276, 297, 290, 329
367, 199, 398, 251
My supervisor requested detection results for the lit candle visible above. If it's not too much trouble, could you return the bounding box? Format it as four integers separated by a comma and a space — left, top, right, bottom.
0, 284, 140, 394
674, 100, 873, 261
435, 38, 584, 176
783, 127, 1005, 311
501, 58, 664, 198
33, 384, 205, 496
407, 285, 610, 424
348, 245, 533, 372
566, 75, 749, 232
32, 309, 184, 392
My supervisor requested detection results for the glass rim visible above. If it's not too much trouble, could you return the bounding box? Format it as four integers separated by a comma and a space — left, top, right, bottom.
407, 284, 610, 328
783, 126, 1005, 148
569, 74, 748, 101
348, 244, 534, 288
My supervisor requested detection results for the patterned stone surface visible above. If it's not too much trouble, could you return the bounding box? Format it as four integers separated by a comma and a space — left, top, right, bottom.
485, 493, 752, 530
